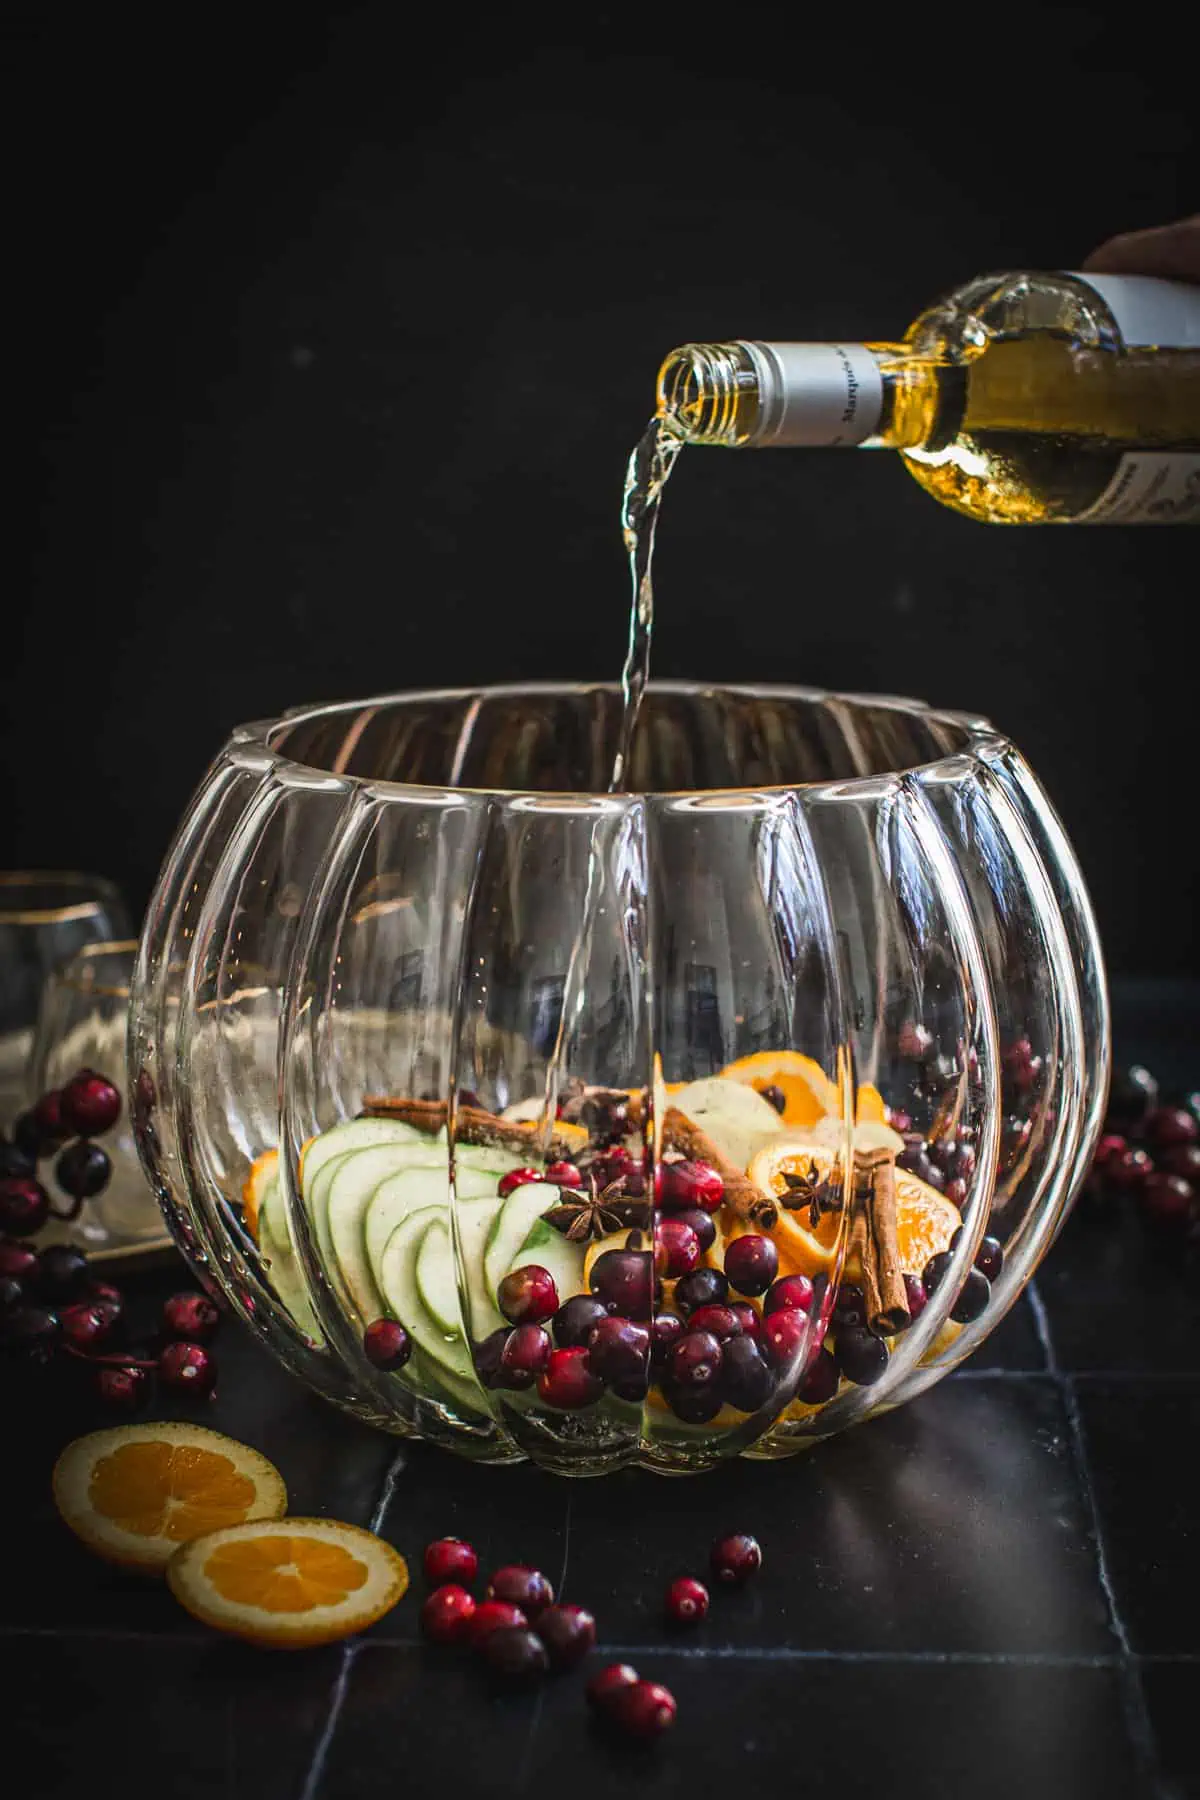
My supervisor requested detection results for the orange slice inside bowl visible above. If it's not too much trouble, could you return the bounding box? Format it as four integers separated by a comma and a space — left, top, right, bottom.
241, 1149, 279, 1239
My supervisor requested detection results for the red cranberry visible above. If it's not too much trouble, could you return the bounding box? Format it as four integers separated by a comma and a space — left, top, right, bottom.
498, 1167, 544, 1198
1140, 1173, 1195, 1228
500, 1323, 553, 1386
60, 1300, 120, 1351
1162, 1143, 1200, 1182
723, 1235, 779, 1298
949, 1269, 991, 1324
710, 1532, 762, 1584
973, 1235, 1004, 1281
1144, 1107, 1199, 1150
797, 1345, 839, 1404
31, 1089, 68, 1145
363, 1318, 412, 1370
0, 1241, 39, 1283
1106, 1147, 1154, 1192
923, 1251, 953, 1296
479, 1625, 549, 1681
608, 1680, 677, 1738
1105, 1065, 1158, 1131
588, 1248, 653, 1319
36, 1243, 89, 1301
667, 1206, 717, 1254
552, 1294, 609, 1348
729, 1301, 764, 1342
468, 1601, 527, 1644
944, 1178, 969, 1208
886, 1107, 913, 1133
685, 1303, 741, 1342
498, 1264, 559, 1326
538, 1346, 604, 1409
587, 1315, 649, 1387
534, 1602, 596, 1668
1092, 1133, 1128, 1170
162, 1292, 221, 1343
834, 1328, 889, 1384
0, 1140, 36, 1181
96, 1364, 148, 1408
668, 1329, 723, 1393
595, 1147, 636, 1189
650, 1310, 685, 1366
757, 1083, 787, 1115
902, 1272, 927, 1322
474, 1326, 511, 1388
545, 1160, 583, 1189
157, 1341, 216, 1398
0, 1177, 50, 1238
421, 1583, 476, 1643
664, 1576, 709, 1627
485, 1565, 554, 1617
657, 1160, 724, 1213
720, 1335, 774, 1412
662, 1380, 723, 1424
832, 1283, 866, 1328
673, 1267, 729, 1314
59, 1072, 122, 1139
654, 1216, 702, 1278
1, 1305, 61, 1358
586, 1663, 639, 1710
88, 1281, 124, 1313
55, 1141, 111, 1201
763, 1307, 809, 1367
763, 1274, 813, 1317
424, 1538, 478, 1586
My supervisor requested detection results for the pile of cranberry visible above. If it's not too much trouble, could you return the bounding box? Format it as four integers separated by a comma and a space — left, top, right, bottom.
417, 1527, 762, 1737
1081, 1065, 1200, 1241
0, 1068, 125, 1234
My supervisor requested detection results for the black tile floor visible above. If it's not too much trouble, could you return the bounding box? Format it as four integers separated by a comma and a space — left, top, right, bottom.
4, 982, 1198, 1800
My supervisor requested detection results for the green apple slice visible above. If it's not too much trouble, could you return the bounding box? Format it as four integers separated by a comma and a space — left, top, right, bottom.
300, 1116, 433, 1200
671, 1076, 787, 1170
257, 1176, 324, 1343
380, 1206, 478, 1390
483, 1182, 561, 1306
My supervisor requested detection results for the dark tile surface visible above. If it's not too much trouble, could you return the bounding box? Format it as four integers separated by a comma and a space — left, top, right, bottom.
1038, 1205, 1200, 1374
1142, 1661, 1200, 1800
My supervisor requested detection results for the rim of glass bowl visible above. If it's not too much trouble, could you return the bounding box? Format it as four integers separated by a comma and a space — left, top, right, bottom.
249, 680, 1004, 802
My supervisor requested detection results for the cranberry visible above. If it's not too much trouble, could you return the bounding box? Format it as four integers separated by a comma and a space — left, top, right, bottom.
35, 1243, 89, 1301
832, 1283, 866, 1329
720, 1335, 774, 1412
950, 1269, 991, 1324
1162, 1143, 1200, 1182
538, 1344, 604, 1409
608, 1679, 677, 1738
664, 1576, 709, 1627
88, 1280, 124, 1313
480, 1625, 549, 1681
667, 1205, 717, 1254
763, 1307, 809, 1367
0, 1141, 36, 1181
685, 1303, 741, 1342
364, 1318, 413, 1371
668, 1328, 723, 1394
902, 1272, 927, 1322
552, 1294, 609, 1348
545, 1160, 583, 1189
923, 1251, 953, 1296
1104, 1065, 1158, 1132
1001, 1115, 1032, 1167
587, 1663, 639, 1710
497, 1264, 559, 1326
534, 1602, 596, 1668
421, 1583, 476, 1643
162, 1292, 221, 1343
763, 1274, 813, 1317
1107, 1146, 1154, 1192
157, 1341, 216, 1398
579, 1094, 629, 1143
834, 1328, 889, 1385
500, 1323, 553, 1387
657, 1160, 724, 1213
899, 1021, 934, 1060
0, 1241, 39, 1283
96, 1364, 148, 1408
662, 1380, 724, 1423
649, 1311, 685, 1366
12, 1113, 46, 1160
797, 1346, 839, 1404
974, 1235, 1004, 1281
1144, 1107, 1199, 1150
886, 1107, 914, 1134
588, 1248, 653, 1319
0, 1275, 24, 1314
587, 1315, 649, 1387
59, 1072, 122, 1139
1, 1305, 60, 1358
31, 1089, 68, 1146
0, 1177, 50, 1238
486, 1565, 554, 1617
55, 1141, 111, 1201
595, 1146, 636, 1189
1092, 1133, 1128, 1170
468, 1601, 527, 1643
723, 1235, 779, 1297
673, 1267, 729, 1314
729, 1301, 764, 1342
898, 1142, 941, 1187
757, 1083, 787, 1115
474, 1326, 511, 1387
424, 1538, 477, 1586
654, 1216, 701, 1279
710, 1532, 761, 1584
60, 1300, 120, 1351
1140, 1173, 1195, 1228
498, 1168, 544, 1198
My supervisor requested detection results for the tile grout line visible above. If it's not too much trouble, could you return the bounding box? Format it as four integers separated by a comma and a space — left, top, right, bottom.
1027, 1281, 1165, 1797
295, 1448, 408, 1800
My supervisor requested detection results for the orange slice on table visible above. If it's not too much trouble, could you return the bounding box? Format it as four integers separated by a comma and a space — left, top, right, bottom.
241, 1150, 279, 1239
167, 1517, 409, 1648
52, 1423, 287, 1572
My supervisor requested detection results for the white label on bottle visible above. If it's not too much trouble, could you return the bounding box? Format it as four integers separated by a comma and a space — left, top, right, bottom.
1068, 272, 1200, 347
739, 342, 884, 447
1074, 452, 1200, 523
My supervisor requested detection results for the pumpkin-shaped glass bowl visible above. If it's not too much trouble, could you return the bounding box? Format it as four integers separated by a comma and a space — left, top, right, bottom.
128, 683, 1107, 1475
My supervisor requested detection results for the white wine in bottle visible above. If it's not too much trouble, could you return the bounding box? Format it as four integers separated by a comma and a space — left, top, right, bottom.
656, 272, 1200, 523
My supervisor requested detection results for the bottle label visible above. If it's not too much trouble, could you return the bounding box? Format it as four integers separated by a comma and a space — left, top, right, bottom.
1074, 452, 1200, 523
1069, 272, 1200, 348
739, 342, 884, 447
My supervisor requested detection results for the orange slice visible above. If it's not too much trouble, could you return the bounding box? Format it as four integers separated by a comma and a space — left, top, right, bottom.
719, 1050, 890, 1131
52, 1424, 287, 1572
241, 1150, 279, 1239
167, 1517, 409, 1647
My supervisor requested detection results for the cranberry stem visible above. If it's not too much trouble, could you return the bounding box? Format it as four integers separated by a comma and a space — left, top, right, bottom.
49, 1196, 86, 1222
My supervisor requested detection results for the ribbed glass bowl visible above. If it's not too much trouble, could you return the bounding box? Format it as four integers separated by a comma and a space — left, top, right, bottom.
128, 683, 1107, 1474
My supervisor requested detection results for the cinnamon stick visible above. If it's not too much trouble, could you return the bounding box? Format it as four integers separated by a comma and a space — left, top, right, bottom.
848, 1148, 909, 1336
361, 1095, 580, 1164
659, 1107, 779, 1229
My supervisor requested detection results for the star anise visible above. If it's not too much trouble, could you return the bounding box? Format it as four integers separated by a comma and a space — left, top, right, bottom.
543, 1178, 647, 1242
779, 1160, 843, 1231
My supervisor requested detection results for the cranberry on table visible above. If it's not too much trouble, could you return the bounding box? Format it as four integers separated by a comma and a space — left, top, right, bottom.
654, 1216, 701, 1279
710, 1532, 762, 1584
606, 1679, 677, 1738
657, 1160, 724, 1213
55, 1141, 111, 1201
162, 1292, 221, 1343
588, 1248, 653, 1319
424, 1537, 478, 1586
762, 1307, 809, 1368
797, 1345, 839, 1404
664, 1576, 709, 1627
363, 1318, 412, 1371
31, 1089, 68, 1145
1105, 1065, 1158, 1131
486, 1565, 554, 1617
545, 1160, 583, 1188
96, 1364, 148, 1408
1144, 1107, 1200, 1150
0, 1275, 24, 1314
673, 1267, 729, 1315
498, 1264, 559, 1326
1140, 1173, 1195, 1227
649, 1311, 685, 1366
88, 1280, 123, 1314
538, 1345, 605, 1409
834, 1328, 889, 1385
0, 1177, 50, 1238
498, 1168, 544, 1198
729, 1301, 764, 1342
479, 1625, 549, 1681
723, 1234, 779, 1297
468, 1601, 527, 1643
552, 1294, 608, 1348
1162, 1143, 1200, 1182
0, 1140, 36, 1181
720, 1335, 774, 1412
35, 1243, 90, 1301
587, 1315, 649, 1388
421, 1583, 476, 1643
157, 1341, 217, 1397
534, 1602, 596, 1668
58, 1072, 122, 1139
0, 1305, 60, 1358
685, 1303, 741, 1342
60, 1300, 120, 1351
763, 1273, 813, 1317
0, 1241, 40, 1283
500, 1323, 553, 1387
587, 1663, 639, 1710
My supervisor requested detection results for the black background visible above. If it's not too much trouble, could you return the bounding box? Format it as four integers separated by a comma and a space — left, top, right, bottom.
4, 3, 1197, 976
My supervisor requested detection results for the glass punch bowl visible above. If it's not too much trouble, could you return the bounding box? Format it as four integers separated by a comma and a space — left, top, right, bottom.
128, 683, 1107, 1475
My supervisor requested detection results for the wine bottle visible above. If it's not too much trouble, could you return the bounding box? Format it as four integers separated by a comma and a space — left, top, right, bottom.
656, 271, 1200, 523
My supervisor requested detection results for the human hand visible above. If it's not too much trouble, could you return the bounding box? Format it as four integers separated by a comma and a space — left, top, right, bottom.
1082, 214, 1200, 282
